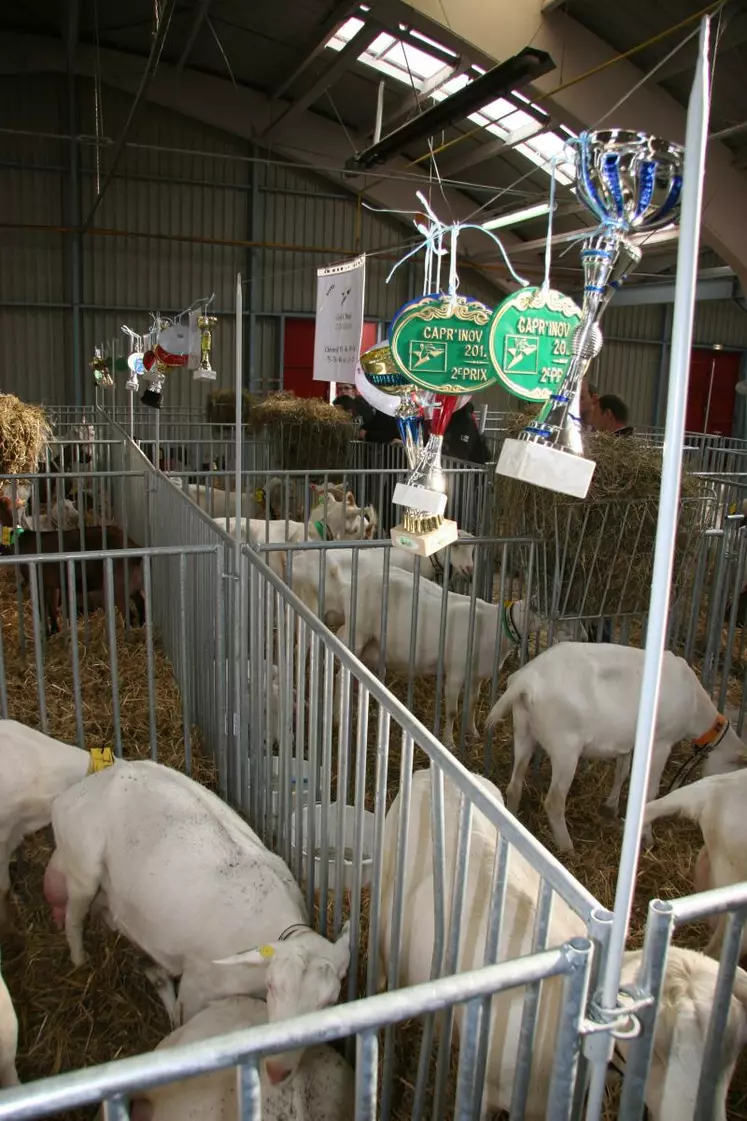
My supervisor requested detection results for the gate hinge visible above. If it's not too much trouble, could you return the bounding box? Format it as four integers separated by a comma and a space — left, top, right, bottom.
580, 989, 653, 1062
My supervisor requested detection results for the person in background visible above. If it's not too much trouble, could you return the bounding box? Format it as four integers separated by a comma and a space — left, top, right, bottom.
442, 401, 491, 464
596, 393, 635, 437
579, 378, 600, 429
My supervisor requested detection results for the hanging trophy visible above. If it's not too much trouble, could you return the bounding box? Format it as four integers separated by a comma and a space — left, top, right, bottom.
495, 129, 684, 498
358, 342, 425, 469
388, 293, 496, 554
90, 346, 114, 388
122, 326, 144, 392
194, 310, 218, 381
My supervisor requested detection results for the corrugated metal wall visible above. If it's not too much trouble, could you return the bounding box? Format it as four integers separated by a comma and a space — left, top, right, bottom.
2, 72, 747, 423
0, 74, 420, 409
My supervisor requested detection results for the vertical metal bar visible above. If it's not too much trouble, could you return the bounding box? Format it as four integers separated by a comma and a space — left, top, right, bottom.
215, 546, 227, 800
355, 1030, 379, 1121
104, 557, 123, 756
0, 608, 7, 718
596, 16, 712, 1050
347, 684, 370, 1003
142, 555, 157, 759
179, 552, 191, 773
616, 900, 675, 1121
508, 877, 553, 1117
380, 734, 415, 1121
432, 794, 474, 1120
67, 0, 83, 407
67, 559, 85, 747
365, 706, 391, 997
29, 566, 48, 734
694, 908, 747, 1118
236, 1057, 262, 1121
546, 938, 595, 1119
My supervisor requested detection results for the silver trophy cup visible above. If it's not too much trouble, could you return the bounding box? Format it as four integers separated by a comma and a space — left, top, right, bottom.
499, 130, 684, 497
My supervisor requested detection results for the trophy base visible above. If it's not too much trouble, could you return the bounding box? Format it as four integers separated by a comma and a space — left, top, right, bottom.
193, 369, 217, 381
391, 520, 458, 557
496, 438, 595, 499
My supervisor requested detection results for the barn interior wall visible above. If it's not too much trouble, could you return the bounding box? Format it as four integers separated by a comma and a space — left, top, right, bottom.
2, 73, 747, 427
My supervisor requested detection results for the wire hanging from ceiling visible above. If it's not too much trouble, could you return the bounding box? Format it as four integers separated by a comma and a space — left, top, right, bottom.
81, 0, 178, 234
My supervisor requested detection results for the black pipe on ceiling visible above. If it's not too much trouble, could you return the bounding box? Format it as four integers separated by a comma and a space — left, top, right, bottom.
346, 46, 555, 172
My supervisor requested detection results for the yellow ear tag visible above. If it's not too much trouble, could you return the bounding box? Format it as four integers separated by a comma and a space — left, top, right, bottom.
255, 488, 265, 503
258, 945, 275, 959
88, 746, 115, 774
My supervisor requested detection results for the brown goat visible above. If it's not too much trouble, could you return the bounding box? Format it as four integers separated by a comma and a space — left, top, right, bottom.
0, 497, 144, 636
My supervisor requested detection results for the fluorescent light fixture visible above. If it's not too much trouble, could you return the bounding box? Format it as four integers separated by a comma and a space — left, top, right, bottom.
482, 201, 554, 231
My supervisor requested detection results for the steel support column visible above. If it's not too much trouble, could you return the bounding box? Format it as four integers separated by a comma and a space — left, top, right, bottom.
66, 0, 84, 407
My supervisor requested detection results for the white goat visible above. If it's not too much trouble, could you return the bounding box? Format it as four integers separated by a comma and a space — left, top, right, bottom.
0, 720, 110, 929
388, 531, 476, 582
128, 997, 355, 1113
0, 955, 18, 1088
486, 643, 746, 854
379, 767, 747, 1120
43, 759, 350, 1081
297, 552, 569, 747
20, 498, 79, 532
645, 768, 747, 961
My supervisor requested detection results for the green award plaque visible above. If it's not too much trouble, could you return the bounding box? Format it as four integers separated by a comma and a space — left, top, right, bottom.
487, 286, 583, 403
388, 295, 497, 394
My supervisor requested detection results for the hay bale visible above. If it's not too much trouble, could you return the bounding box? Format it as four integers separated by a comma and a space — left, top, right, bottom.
249, 393, 355, 472
493, 414, 713, 617
0, 395, 51, 477
205, 389, 255, 425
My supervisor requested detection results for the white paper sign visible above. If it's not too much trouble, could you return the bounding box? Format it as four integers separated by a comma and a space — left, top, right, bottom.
313, 255, 366, 383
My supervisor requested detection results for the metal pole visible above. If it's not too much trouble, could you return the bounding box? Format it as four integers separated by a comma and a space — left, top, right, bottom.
66, 0, 83, 408
594, 11, 712, 1074
703, 353, 716, 434
234, 273, 244, 800
373, 80, 386, 145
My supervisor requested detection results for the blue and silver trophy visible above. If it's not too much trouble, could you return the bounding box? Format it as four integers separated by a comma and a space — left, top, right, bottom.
496, 129, 685, 498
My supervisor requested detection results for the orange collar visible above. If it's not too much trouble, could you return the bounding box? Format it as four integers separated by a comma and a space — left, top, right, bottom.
693, 713, 729, 749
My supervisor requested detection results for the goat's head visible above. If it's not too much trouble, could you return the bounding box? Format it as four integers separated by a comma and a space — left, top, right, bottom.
214, 923, 351, 1083
619, 948, 747, 1121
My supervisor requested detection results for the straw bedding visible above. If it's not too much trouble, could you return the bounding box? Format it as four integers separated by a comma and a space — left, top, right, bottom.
0, 566, 216, 1119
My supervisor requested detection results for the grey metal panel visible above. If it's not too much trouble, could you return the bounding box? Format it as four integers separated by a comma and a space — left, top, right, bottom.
602, 302, 665, 342
592, 340, 659, 426
252, 315, 280, 394
0, 309, 67, 403
693, 300, 747, 348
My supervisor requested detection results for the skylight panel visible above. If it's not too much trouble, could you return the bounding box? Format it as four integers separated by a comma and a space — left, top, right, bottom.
324, 25, 578, 188
367, 32, 396, 57
326, 16, 365, 51
410, 28, 457, 56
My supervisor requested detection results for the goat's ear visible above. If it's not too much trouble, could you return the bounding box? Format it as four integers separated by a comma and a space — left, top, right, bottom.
345, 491, 355, 506
214, 944, 276, 967
332, 921, 351, 978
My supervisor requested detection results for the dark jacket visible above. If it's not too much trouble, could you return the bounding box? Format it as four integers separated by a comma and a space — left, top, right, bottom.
442, 405, 491, 464
614, 426, 635, 438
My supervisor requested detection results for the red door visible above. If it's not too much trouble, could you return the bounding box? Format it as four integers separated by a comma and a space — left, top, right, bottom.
283, 319, 378, 397
685, 348, 741, 436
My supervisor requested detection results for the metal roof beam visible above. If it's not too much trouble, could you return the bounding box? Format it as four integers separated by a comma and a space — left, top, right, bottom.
0, 29, 534, 298
402, 0, 747, 289
437, 118, 548, 177
654, 8, 747, 83
263, 19, 384, 138
176, 0, 213, 71
379, 56, 470, 135
271, 0, 367, 100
